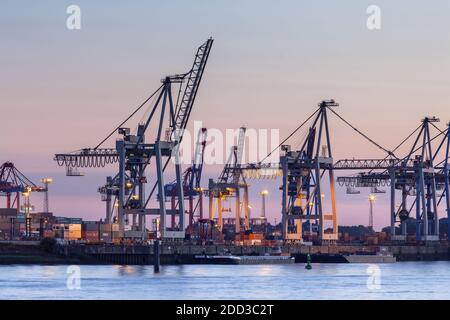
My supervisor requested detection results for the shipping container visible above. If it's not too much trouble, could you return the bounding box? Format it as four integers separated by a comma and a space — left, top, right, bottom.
99, 223, 119, 232
55, 217, 83, 224
82, 221, 100, 232
82, 230, 99, 242
44, 229, 55, 238
52, 223, 81, 240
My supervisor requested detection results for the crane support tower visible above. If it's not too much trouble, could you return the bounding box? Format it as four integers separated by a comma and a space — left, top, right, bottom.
280, 100, 339, 243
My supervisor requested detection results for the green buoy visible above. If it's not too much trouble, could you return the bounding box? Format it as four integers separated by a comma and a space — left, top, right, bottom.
305, 254, 312, 270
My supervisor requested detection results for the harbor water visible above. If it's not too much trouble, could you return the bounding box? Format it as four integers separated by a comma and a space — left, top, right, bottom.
1, 262, 450, 300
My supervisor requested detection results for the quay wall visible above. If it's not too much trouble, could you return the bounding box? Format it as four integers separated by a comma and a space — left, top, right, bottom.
63, 243, 450, 265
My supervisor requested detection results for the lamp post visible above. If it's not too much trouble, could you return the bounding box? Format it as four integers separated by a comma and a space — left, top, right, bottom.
261, 190, 269, 235
22, 187, 31, 238
260, 190, 269, 218
40, 178, 53, 213
368, 194, 376, 230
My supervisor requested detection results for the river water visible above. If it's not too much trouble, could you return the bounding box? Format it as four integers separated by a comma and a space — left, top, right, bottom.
1, 262, 449, 300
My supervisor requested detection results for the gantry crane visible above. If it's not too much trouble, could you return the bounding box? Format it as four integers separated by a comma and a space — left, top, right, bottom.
440, 122, 450, 240
278, 100, 340, 243
239, 99, 404, 244
164, 127, 208, 234
336, 117, 450, 241
55, 38, 213, 240
0, 162, 46, 237
238, 101, 340, 243
208, 127, 250, 234
0, 162, 45, 210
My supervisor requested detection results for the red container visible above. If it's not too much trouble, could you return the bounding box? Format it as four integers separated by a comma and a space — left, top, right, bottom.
82, 230, 99, 242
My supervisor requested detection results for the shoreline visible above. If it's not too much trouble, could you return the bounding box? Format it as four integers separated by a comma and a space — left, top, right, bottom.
1, 242, 449, 265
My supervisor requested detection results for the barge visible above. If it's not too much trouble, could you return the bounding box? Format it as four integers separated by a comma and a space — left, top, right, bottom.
344, 253, 396, 263
193, 254, 295, 265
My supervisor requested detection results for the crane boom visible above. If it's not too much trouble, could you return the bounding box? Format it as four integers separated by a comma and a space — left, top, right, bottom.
232, 127, 246, 184
218, 127, 246, 184
173, 38, 213, 133
54, 39, 214, 169
191, 128, 208, 189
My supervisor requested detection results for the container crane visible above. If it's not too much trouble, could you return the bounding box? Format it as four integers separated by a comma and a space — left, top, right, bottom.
0, 162, 46, 238
336, 117, 449, 241
208, 126, 250, 235
441, 122, 450, 240
238, 99, 400, 243
0, 162, 45, 211
241, 101, 341, 243
55, 38, 213, 240
435, 122, 450, 240
277, 100, 340, 243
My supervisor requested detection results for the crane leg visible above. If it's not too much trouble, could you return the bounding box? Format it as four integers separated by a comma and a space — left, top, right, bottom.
235, 188, 240, 234
218, 198, 223, 232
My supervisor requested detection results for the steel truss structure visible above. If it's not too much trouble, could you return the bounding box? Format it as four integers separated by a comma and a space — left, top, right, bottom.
279, 100, 339, 242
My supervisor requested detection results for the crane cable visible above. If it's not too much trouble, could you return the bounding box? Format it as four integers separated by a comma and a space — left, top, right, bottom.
367, 123, 423, 174
389, 124, 423, 156
327, 107, 397, 159
259, 107, 320, 164
94, 84, 164, 150
399, 122, 446, 165
430, 124, 450, 167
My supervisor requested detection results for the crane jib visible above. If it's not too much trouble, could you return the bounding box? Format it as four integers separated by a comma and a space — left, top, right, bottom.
173, 38, 213, 134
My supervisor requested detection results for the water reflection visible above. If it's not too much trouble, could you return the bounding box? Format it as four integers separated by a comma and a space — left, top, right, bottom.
2, 262, 450, 300
257, 266, 274, 277
43, 265, 57, 278
158, 265, 187, 277
188, 267, 209, 277
115, 265, 147, 277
